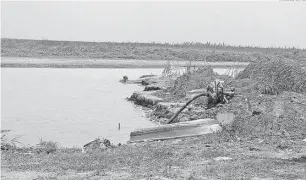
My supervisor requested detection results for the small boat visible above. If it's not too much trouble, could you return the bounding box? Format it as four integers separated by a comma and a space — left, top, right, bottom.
129, 119, 222, 143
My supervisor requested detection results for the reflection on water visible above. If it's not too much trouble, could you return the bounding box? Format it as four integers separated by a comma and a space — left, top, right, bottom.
1, 66, 242, 147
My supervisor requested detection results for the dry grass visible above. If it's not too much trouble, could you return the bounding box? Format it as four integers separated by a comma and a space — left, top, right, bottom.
237, 57, 306, 95
36, 139, 59, 154
3, 38, 305, 61
169, 66, 216, 98
2, 136, 306, 179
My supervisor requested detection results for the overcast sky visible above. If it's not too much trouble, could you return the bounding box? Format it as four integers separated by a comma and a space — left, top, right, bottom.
1, 1, 306, 48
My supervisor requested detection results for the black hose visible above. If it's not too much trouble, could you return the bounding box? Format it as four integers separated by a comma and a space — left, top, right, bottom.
167, 93, 208, 124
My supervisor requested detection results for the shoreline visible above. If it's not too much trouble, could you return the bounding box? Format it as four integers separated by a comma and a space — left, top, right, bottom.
2, 57, 306, 179
1, 57, 249, 69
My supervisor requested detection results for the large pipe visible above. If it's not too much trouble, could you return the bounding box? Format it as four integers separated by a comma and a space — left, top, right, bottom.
167, 93, 208, 124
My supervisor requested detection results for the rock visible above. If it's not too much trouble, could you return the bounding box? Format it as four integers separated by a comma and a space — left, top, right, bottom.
82, 138, 112, 153
252, 109, 262, 115
303, 139, 306, 143
249, 146, 261, 151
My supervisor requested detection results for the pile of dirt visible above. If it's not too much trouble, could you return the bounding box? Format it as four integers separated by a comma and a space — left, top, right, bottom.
226, 91, 306, 140
237, 58, 306, 95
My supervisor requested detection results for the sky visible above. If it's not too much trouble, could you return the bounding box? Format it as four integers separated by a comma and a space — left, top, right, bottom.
1, 1, 306, 48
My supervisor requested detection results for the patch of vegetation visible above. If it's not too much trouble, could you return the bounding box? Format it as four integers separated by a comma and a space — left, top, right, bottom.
35, 138, 58, 154
237, 57, 306, 94
1, 130, 21, 151
2, 38, 306, 62
2, 136, 306, 179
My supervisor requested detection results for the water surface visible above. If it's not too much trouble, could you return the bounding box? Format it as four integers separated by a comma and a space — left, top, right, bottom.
1, 68, 162, 147
1, 66, 242, 147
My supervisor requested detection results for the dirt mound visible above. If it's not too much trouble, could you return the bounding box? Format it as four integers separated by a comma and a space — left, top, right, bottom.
215, 91, 306, 140
237, 58, 306, 94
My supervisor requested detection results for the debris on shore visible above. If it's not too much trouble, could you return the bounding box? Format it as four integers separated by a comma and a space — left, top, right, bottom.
82, 137, 113, 153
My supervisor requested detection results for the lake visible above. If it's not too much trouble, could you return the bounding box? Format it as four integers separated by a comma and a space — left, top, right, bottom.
1, 67, 243, 147
1, 68, 163, 147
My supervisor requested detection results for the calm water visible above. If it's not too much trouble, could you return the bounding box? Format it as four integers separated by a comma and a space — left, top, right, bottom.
1, 67, 242, 147
1, 68, 162, 147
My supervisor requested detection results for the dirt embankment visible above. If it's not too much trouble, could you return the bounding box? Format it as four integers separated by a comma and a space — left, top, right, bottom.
128, 58, 306, 141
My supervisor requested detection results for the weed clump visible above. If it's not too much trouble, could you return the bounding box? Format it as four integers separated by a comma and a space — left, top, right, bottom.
169, 66, 216, 98
36, 139, 58, 154
1, 130, 20, 151
237, 58, 306, 95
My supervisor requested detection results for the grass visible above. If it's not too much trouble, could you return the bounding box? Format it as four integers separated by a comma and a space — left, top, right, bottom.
2, 38, 306, 62
237, 57, 306, 94
2, 135, 306, 179
170, 66, 216, 98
